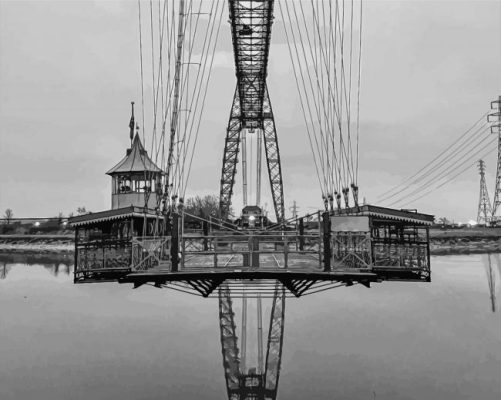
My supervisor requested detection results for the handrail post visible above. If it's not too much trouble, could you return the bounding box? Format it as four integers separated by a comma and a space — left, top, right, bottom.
299, 217, 304, 251
203, 220, 209, 251
74, 228, 79, 282
214, 236, 218, 268
249, 234, 254, 268
171, 213, 179, 272
181, 236, 185, 270
284, 236, 288, 269
251, 235, 259, 268
322, 212, 331, 272
425, 226, 431, 281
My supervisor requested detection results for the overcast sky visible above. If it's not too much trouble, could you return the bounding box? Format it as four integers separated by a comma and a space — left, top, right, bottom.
0, 0, 500, 221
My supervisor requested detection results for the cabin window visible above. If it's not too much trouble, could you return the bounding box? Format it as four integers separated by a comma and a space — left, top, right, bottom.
114, 175, 159, 194
130, 177, 156, 192
117, 176, 131, 193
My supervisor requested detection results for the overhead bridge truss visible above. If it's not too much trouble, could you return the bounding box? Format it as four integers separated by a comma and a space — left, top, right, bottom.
229, 0, 273, 128
220, 0, 285, 223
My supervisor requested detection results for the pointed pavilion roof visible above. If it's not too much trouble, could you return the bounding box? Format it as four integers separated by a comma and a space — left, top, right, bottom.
106, 133, 163, 175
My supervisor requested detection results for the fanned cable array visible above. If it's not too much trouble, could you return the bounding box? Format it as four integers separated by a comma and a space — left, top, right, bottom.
278, 0, 364, 211
136, 0, 226, 213
376, 111, 495, 208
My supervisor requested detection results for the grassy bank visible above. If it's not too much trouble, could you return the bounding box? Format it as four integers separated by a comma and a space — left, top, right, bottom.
429, 228, 501, 255
430, 227, 501, 239
0, 234, 73, 253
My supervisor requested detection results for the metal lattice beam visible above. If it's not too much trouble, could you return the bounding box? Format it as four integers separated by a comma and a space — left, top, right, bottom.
264, 283, 285, 399
220, 1, 285, 222
219, 284, 241, 395
229, 0, 274, 130
220, 88, 243, 219
262, 85, 285, 222
218, 283, 286, 400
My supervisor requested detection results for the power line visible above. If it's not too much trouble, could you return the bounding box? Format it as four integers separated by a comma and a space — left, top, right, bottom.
377, 111, 490, 202
383, 123, 491, 205
394, 135, 497, 208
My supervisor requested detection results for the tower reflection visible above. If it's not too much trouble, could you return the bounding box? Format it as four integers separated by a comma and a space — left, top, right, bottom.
484, 254, 499, 313
219, 283, 285, 400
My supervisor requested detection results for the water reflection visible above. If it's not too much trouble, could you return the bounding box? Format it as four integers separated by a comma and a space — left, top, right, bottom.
1, 254, 501, 400
483, 254, 500, 312
219, 284, 285, 399
1, 262, 10, 279
0, 253, 72, 279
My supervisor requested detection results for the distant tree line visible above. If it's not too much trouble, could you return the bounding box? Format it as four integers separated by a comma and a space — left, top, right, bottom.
0, 206, 92, 235
183, 195, 220, 218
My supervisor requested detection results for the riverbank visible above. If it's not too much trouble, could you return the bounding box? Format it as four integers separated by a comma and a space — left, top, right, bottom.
430, 228, 501, 255
2, 230, 501, 256
0, 235, 73, 253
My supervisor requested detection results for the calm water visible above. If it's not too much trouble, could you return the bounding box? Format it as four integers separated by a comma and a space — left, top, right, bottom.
0, 253, 500, 400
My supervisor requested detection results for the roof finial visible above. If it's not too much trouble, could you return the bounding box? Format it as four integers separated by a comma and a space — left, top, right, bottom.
129, 101, 135, 146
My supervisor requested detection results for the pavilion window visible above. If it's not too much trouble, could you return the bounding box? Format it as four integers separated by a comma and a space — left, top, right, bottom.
119, 177, 131, 193
132, 178, 140, 192
155, 179, 162, 194
130, 177, 154, 193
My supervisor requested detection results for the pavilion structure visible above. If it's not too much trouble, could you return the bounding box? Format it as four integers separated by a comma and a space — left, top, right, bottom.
69, 130, 168, 282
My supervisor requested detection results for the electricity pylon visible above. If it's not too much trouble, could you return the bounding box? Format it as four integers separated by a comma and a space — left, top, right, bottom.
489, 96, 501, 220
477, 160, 492, 224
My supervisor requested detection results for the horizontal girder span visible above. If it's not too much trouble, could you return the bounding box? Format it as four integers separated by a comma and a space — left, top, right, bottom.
229, 0, 274, 129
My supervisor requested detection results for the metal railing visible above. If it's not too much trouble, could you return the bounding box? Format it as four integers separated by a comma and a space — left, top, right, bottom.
331, 232, 372, 270
75, 238, 132, 278
373, 242, 429, 269
181, 232, 322, 270
131, 236, 171, 271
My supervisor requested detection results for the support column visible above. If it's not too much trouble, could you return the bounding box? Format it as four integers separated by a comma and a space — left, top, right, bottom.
241, 294, 247, 374
489, 96, 501, 221
203, 220, 209, 251
73, 228, 79, 283
219, 87, 242, 220
322, 212, 331, 272
299, 217, 304, 251
171, 213, 179, 272
426, 226, 431, 282
257, 294, 263, 374
262, 85, 285, 223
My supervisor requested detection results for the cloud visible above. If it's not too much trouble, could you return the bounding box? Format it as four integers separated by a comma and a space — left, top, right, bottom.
0, 0, 499, 221
211, 50, 234, 68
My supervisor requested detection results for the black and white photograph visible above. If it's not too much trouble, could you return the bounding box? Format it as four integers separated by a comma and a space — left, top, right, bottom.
0, 0, 500, 399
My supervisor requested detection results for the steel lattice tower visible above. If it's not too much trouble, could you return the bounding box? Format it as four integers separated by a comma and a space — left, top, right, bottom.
477, 160, 493, 224
489, 96, 501, 220
219, 0, 285, 223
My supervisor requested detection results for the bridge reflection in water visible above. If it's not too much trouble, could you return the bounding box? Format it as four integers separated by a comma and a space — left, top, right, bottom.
1, 253, 499, 399
69, 206, 432, 399
219, 284, 285, 400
